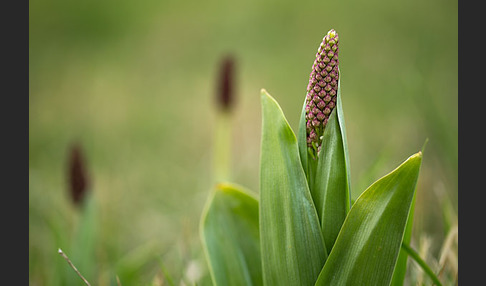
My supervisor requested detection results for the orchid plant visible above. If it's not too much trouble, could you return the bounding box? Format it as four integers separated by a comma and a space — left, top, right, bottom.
200, 29, 441, 286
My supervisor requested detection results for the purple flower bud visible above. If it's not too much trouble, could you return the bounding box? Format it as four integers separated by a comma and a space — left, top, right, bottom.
304, 29, 340, 156
309, 129, 318, 140
218, 56, 236, 111
68, 143, 90, 206
324, 94, 332, 103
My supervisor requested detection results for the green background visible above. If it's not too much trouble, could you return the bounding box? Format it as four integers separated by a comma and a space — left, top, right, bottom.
29, 0, 457, 284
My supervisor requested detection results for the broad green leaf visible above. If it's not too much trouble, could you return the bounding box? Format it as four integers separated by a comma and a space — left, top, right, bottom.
391, 140, 426, 286
200, 183, 262, 286
260, 89, 327, 286
313, 107, 350, 251
390, 192, 416, 286
315, 152, 422, 286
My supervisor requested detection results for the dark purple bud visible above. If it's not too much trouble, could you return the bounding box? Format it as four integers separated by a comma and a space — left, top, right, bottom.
68, 143, 90, 206
324, 94, 332, 103
323, 107, 331, 115
217, 55, 236, 111
309, 129, 317, 140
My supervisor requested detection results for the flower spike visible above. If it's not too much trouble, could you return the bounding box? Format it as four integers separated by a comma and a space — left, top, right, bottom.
305, 29, 339, 157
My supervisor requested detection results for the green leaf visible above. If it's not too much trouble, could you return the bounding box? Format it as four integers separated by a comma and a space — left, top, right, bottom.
200, 182, 262, 286
297, 99, 309, 180
298, 76, 352, 252
315, 152, 422, 286
260, 89, 327, 286
312, 106, 350, 251
390, 192, 416, 286
70, 192, 98, 284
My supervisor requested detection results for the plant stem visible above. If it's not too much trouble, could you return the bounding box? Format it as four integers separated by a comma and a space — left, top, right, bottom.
213, 111, 232, 183
401, 242, 442, 286
58, 248, 91, 286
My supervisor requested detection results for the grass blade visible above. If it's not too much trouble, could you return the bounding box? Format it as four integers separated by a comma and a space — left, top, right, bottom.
402, 243, 443, 286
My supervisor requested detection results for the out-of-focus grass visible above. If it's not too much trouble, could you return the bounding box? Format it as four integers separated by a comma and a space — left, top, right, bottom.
29, 0, 457, 284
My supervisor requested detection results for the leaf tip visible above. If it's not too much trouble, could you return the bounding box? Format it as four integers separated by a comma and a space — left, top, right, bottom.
260, 88, 272, 101
406, 151, 423, 168
414, 151, 423, 159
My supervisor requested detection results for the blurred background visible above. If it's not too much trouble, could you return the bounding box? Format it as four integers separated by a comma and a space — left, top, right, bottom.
29, 0, 457, 285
